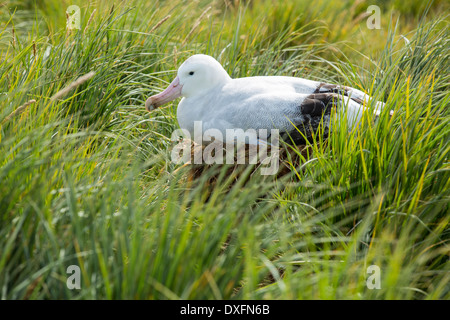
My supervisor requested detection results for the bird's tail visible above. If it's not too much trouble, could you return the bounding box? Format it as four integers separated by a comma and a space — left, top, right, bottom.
339, 93, 386, 128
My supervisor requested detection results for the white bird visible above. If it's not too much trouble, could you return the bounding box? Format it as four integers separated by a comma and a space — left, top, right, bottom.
145, 54, 385, 145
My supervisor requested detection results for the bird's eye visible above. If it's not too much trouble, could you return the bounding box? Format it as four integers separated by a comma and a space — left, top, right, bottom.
189, 71, 194, 75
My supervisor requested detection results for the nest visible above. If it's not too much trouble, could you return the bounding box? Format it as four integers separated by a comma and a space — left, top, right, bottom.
170, 138, 313, 186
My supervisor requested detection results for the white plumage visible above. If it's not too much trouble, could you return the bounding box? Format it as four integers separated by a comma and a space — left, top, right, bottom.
146, 54, 385, 144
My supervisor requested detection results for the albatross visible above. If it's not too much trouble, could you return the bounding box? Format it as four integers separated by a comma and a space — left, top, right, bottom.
145, 54, 385, 145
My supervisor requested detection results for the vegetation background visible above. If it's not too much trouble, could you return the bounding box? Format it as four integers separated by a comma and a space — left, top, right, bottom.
0, 0, 448, 299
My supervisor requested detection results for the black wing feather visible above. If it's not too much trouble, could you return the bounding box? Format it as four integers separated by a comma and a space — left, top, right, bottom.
275, 82, 365, 145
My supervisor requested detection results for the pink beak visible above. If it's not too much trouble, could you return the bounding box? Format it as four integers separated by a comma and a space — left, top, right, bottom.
145, 76, 182, 111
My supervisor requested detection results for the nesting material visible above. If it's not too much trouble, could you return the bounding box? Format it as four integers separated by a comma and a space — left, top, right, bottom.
171, 138, 312, 185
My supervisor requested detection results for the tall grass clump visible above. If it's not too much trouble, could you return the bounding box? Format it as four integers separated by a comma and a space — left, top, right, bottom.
0, 0, 448, 299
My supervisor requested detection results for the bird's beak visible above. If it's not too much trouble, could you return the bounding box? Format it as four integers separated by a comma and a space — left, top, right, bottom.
145, 76, 182, 111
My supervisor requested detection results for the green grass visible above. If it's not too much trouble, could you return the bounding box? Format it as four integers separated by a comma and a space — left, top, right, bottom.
0, 0, 448, 299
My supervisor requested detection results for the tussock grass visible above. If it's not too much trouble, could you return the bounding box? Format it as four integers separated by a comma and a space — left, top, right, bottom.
0, 0, 448, 299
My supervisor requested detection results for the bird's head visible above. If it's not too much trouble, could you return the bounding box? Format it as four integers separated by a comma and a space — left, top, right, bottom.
145, 54, 231, 111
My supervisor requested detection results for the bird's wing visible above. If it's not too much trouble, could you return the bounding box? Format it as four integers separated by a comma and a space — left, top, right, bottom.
206, 79, 384, 145
279, 92, 344, 144
312, 82, 385, 113
312, 82, 365, 104
211, 91, 350, 145
239, 90, 366, 145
